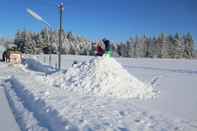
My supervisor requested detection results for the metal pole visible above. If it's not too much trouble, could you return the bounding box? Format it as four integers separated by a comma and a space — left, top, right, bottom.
49, 28, 52, 66
58, 2, 64, 70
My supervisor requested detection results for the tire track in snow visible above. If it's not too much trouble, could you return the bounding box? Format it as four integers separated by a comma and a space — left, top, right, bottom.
7, 76, 78, 131
0, 86, 21, 131
3, 81, 48, 131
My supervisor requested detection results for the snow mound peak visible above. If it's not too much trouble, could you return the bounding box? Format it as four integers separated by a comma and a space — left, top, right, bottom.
52, 56, 157, 99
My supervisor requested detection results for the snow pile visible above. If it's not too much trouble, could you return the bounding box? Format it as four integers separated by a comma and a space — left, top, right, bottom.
50, 56, 157, 99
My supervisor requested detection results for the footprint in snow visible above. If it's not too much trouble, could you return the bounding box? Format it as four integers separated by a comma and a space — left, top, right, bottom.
134, 119, 141, 123
118, 127, 129, 131
119, 111, 125, 116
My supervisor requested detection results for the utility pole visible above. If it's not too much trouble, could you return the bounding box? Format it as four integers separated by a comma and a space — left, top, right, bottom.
58, 2, 64, 70
48, 28, 52, 66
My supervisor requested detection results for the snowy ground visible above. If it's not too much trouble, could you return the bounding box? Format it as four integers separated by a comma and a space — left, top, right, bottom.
0, 55, 197, 131
118, 58, 197, 122
33, 55, 197, 121
0, 88, 20, 131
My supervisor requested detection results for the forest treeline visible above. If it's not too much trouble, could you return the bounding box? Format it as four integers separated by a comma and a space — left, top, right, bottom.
1, 28, 196, 58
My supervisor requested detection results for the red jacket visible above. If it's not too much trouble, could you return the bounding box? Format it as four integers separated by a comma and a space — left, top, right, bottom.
96, 45, 104, 56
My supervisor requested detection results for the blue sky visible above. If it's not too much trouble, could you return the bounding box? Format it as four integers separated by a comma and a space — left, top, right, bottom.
0, 0, 196, 42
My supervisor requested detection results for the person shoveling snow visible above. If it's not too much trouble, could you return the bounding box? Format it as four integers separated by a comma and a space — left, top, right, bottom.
48, 56, 158, 99
103, 38, 112, 57
95, 38, 112, 57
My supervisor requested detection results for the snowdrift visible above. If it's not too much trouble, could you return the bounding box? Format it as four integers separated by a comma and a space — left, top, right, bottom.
49, 56, 157, 99
1, 56, 196, 131
22, 58, 57, 74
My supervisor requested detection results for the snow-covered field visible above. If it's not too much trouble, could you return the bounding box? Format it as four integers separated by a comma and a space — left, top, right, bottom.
0, 55, 197, 131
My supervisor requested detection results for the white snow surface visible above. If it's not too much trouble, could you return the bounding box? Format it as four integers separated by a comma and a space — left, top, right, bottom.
3, 81, 48, 131
47, 56, 157, 99
0, 87, 20, 131
0, 55, 197, 131
4, 73, 194, 131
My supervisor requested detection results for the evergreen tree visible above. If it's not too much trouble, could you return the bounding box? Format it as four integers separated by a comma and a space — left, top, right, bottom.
183, 33, 194, 58
174, 33, 184, 58
12, 29, 196, 59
